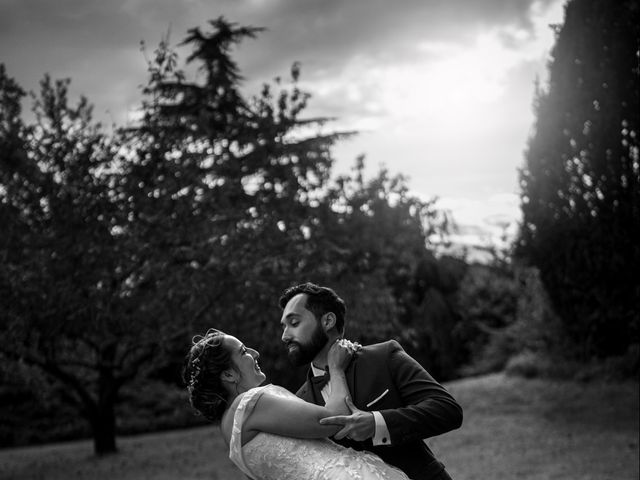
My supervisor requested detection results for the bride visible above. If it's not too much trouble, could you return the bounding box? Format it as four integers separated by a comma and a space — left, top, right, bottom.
184, 328, 411, 480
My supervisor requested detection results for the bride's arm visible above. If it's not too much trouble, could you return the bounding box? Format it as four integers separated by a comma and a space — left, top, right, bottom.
244, 340, 353, 439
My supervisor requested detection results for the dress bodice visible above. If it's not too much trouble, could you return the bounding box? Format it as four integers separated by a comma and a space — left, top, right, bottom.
228, 384, 410, 480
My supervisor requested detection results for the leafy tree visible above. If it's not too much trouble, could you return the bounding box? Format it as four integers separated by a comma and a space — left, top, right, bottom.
453, 263, 518, 372
0, 69, 144, 454
0, 16, 458, 451
517, 0, 640, 359
452, 262, 568, 377
295, 157, 463, 379
0, 17, 360, 452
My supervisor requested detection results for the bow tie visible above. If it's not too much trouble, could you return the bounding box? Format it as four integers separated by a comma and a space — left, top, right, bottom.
311, 369, 330, 387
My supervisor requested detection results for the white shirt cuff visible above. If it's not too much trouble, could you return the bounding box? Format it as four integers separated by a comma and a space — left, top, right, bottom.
371, 411, 391, 446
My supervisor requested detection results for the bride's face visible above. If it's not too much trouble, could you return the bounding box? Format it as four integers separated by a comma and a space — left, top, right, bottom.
223, 335, 267, 390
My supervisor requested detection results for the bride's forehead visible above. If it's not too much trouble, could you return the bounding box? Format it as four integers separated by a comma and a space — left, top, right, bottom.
223, 335, 242, 349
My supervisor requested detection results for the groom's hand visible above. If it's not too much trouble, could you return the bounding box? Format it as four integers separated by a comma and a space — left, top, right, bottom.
319, 396, 375, 441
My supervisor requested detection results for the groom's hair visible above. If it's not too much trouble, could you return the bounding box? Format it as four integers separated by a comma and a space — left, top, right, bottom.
279, 282, 346, 334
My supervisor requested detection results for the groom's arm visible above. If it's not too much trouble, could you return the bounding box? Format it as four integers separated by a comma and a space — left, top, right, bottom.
378, 340, 463, 445
319, 340, 462, 445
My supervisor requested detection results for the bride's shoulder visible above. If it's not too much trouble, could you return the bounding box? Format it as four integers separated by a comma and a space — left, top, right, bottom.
236, 384, 281, 411
220, 387, 265, 442
240, 385, 298, 415
227, 385, 296, 422
260, 384, 297, 399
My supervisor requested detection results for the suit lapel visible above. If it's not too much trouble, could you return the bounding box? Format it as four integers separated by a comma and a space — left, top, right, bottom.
346, 355, 358, 405
298, 382, 314, 403
298, 369, 324, 405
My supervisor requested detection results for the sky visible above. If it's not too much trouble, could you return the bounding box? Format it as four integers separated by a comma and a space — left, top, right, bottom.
0, 0, 567, 254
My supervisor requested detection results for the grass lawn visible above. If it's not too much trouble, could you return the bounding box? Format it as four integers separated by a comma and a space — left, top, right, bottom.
431, 373, 638, 480
1, 373, 637, 480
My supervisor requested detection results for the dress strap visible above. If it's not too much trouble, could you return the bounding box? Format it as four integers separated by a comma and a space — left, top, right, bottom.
228, 384, 271, 479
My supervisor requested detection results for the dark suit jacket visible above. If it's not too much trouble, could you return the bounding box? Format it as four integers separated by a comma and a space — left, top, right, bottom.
297, 340, 463, 480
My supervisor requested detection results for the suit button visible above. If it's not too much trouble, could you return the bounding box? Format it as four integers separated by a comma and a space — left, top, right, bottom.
382, 437, 388, 443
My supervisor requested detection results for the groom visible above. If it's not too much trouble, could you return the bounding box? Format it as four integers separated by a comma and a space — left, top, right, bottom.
279, 282, 462, 480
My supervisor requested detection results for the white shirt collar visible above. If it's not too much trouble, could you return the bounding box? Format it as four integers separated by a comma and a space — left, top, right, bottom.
310, 363, 326, 377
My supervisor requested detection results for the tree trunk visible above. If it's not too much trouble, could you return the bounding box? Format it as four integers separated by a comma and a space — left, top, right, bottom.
91, 355, 119, 456
90, 400, 118, 455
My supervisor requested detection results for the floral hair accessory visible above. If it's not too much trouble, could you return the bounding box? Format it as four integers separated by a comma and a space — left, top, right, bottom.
188, 357, 202, 394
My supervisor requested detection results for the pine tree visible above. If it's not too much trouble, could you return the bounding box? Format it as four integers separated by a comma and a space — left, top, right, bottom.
124, 17, 355, 368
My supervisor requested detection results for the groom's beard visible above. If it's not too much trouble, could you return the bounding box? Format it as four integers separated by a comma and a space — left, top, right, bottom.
286, 324, 328, 366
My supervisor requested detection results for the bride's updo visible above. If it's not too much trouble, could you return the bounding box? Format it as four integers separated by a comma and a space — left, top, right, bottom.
183, 329, 232, 423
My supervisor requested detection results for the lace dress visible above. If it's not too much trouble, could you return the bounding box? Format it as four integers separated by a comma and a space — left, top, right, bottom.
229, 384, 411, 480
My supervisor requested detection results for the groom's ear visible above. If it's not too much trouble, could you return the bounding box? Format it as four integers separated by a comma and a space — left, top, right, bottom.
320, 312, 337, 332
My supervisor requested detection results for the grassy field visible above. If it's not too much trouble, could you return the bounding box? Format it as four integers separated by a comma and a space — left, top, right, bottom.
1, 373, 637, 480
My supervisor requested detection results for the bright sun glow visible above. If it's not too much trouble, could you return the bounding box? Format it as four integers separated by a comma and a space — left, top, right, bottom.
305, 0, 566, 254
305, 0, 564, 138
278, 0, 566, 257
379, 36, 511, 130
370, 0, 563, 133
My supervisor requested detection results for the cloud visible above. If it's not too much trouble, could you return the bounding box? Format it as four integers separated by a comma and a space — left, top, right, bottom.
0, 0, 561, 86
0, 0, 565, 215
435, 192, 521, 259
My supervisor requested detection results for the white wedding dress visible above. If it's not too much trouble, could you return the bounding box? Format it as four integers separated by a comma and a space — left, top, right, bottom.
229, 384, 411, 480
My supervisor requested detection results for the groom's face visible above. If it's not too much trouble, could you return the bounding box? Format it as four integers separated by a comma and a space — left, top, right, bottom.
280, 293, 329, 366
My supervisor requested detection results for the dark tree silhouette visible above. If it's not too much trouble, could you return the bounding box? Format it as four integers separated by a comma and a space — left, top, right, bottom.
127, 18, 358, 386
0, 17, 457, 451
296, 156, 461, 379
0, 70, 140, 454
0, 18, 350, 454
517, 0, 640, 358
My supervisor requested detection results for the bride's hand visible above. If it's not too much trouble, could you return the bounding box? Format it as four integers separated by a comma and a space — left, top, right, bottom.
327, 339, 361, 371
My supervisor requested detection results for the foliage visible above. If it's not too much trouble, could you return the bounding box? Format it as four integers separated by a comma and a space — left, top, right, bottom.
455, 260, 574, 377
0, 17, 343, 453
126, 18, 360, 392
0, 17, 459, 451
454, 263, 519, 375
517, 0, 640, 359
0, 67, 154, 454
289, 155, 465, 379
0, 367, 198, 448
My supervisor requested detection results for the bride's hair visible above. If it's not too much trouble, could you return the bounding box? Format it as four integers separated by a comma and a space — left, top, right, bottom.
183, 328, 232, 423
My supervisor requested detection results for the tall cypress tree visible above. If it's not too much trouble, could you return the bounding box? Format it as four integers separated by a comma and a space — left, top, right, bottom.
518, 0, 640, 358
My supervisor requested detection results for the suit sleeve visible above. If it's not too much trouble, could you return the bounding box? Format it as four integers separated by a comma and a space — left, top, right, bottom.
378, 340, 463, 445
